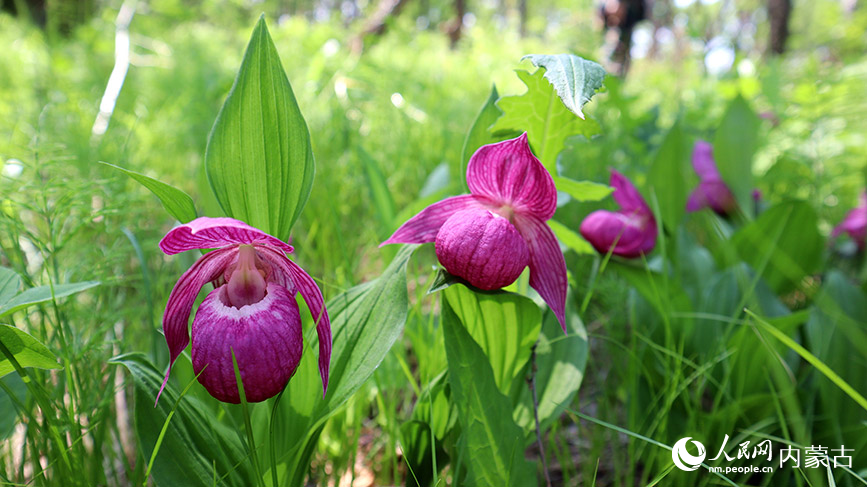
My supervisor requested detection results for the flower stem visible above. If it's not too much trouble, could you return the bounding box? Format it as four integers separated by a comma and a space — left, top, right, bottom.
527, 342, 552, 487
232, 349, 265, 487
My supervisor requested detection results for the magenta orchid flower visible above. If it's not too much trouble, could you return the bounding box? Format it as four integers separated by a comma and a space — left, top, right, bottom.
686, 140, 737, 215
579, 170, 657, 258
157, 217, 331, 404
382, 133, 567, 330
832, 192, 867, 249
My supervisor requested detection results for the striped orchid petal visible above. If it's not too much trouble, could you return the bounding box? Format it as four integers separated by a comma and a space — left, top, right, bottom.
381, 195, 486, 246
160, 216, 293, 255
466, 133, 557, 220
513, 214, 567, 330
157, 246, 239, 405
256, 246, 332, 396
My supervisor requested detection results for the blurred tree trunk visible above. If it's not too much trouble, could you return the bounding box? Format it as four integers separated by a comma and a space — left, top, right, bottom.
600, 0, 647, 76
350, 0, 412, 53
768, 0, 792, 55
519, 0, 527, 37
444, 0, 466, 48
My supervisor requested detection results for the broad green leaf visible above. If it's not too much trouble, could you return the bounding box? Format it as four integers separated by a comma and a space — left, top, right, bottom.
647, 121, 692, 231
713, 96, 760, 213
731, 201, 823, 293
255, 245, 414, 486
441, 294, 536, 486
443, 284, 541, 393
553, 176, 612, 202
491, 69, 601, 173
548, 220, 595, 256
100, 162, 197, 223
0, 281, 100, 317
512, 307, 587, 434
205, 16, 315, 242
521, 54, 605, 119
0, 374, 27, 440
460, 85, 504, 178
0, 324, 61, 378
358, 148, 396, 238
110, 353, 255, 487
0, 267, 22, 305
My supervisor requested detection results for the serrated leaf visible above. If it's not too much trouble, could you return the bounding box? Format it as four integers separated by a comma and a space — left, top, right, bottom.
443, 284, 541, 394
522, 54, 605, 119
491, 69, 601, 173
0, 324, 61, 378
110, 353, 255, 487
553, 176, 612, 202
100, 162, 197, 223
205, 16, 315, 242
647, 121, 692, 231
460, 85, 504, 179
548, 219, 595, 256
713, 96, 760, 213
441, 291, 537, 487
0, 281, 100, 317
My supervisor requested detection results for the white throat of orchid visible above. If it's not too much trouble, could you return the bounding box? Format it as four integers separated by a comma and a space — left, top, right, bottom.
225, 244, 268, 308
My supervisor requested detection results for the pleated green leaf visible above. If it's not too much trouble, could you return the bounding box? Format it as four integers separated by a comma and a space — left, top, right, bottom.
205, 16, 315, 241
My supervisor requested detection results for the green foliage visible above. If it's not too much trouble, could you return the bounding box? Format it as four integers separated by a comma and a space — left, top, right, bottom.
732, 200, 824, 293
0, 324, 61, 378
110, 353, 256, 487
442, 284, 541, 393
100, 162, 198, 223
553, 176, 613, 202
441, 289, 537, 486
205, 17, 315, 242
491, 69, 601, 172
648, 121, 693, 232
521, 54, 606, 119
713, 96, 761, 214
460, 85, 503, 177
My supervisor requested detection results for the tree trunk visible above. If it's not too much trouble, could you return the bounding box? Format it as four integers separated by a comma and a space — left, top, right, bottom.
768, 0, 792, 55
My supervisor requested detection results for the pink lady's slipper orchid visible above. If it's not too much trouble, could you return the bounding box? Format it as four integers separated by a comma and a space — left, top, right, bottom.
686, 140, 737, 216
157, 217, 331, 404
832, 192, 867, 249
579, 170, 657, 258
382, 133, 568, 329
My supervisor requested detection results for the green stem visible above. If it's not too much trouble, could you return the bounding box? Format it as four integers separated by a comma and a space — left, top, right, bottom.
232, 349, 265, 487
269, 389, 285, 487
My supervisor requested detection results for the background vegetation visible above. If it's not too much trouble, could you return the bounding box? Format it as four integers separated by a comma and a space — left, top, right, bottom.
1, 0, 866, 485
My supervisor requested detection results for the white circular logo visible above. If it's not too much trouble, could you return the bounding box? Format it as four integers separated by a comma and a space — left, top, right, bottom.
672, 437, 706, 471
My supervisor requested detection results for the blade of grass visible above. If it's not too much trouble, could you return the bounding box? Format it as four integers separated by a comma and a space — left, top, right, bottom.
745, 308, 867, 413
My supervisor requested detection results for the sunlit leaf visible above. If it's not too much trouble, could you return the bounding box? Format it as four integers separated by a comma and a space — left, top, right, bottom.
491, 69, 601, 172
110, 353, 255, 487
441, 293, 536, 486
443, 284, 541, 393
522, 54, 605, 119
100, 162, 197, 223
205, 16, 315, 242
0, 281, 100, 317
548, 220, 595, 256
512, 307, 587, 434
0, 324, 61, 378
553, 176, 612, 202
